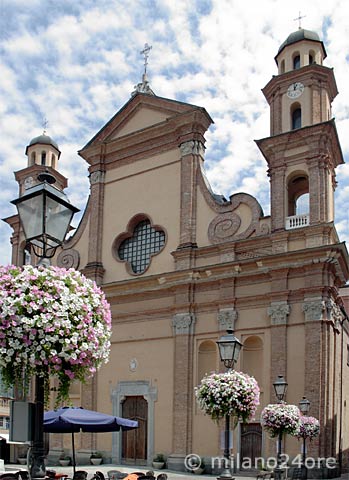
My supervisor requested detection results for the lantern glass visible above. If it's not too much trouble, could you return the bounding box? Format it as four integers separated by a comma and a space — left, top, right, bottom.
299, 396, 310, 414
12, 182, 79, 257
217, 329, 243, 367
273, 375, 288, 401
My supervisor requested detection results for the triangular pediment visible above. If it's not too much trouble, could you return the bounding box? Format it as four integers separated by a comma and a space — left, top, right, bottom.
81, 93, 209, 151
107, 105, 172, 140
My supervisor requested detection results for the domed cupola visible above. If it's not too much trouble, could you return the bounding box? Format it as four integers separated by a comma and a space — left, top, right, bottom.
25, 132, 61, 170
275, 28, 326, 74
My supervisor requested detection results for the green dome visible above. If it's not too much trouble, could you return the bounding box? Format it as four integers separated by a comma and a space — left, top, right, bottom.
28, 133, 59, 150
278, 28, 323, 54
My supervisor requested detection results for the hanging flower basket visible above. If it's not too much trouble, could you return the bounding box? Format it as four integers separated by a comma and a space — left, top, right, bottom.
195, 370, 260, 423
261, 403, 301, 437
295, 415, 320, 440
0, 265, 111, 406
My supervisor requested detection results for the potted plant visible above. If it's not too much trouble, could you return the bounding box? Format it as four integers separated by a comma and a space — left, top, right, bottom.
58, 454, 71, 466
192, 458, 205, 475
90, 451, 103, 465
17, 456, 27, 465
152, 453, 166, 469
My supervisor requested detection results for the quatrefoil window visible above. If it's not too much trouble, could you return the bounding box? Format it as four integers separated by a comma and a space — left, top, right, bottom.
115, 217, 166, 274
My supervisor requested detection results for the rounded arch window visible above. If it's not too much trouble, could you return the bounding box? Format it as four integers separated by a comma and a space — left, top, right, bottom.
30, 152, 36, 166
293, 54, 300, 69
114, 216, 166, 275
291, 103, 302, 130
41, 151, 46, 166
309, 50, 316, 65
51, 154, 56, 168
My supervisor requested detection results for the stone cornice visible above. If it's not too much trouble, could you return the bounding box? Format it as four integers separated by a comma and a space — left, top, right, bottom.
14, 164, 68, 190
102, 241, 349, 298
262, 64, 338, 104
256, 120, 344, 169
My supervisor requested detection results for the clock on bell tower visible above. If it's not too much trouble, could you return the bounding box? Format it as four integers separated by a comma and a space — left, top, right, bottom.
256, 28, 344, 236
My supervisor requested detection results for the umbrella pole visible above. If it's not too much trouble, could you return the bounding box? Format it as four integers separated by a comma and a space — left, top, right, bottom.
71, 432, 76, 475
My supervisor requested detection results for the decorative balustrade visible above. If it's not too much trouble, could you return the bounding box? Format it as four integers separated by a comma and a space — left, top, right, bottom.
285, 214, 309, 230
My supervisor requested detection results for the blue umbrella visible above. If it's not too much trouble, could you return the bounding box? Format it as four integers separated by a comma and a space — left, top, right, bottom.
44, 407, 138, 472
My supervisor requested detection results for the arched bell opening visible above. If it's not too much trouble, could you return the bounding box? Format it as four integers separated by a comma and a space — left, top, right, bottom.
287, 172, 309, 213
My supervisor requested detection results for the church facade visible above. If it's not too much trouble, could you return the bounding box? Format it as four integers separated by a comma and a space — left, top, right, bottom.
5, 29, 349, 473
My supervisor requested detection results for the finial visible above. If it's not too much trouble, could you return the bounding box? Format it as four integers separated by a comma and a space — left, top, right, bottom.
294, 11, 306, 30
140, 43, 152, 80
131, 42, 155, 97
42, 117, 49, 135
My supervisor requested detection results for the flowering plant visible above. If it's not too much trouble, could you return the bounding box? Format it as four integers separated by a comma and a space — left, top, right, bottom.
0, 265, 111, 405
261, 403, 301, 437
295, 415, 320, 440
195, 370, 260, 423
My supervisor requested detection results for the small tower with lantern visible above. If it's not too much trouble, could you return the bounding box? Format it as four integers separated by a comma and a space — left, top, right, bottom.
256, 28, 344, 236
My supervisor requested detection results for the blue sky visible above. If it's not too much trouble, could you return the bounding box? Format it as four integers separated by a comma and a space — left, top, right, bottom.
0, 0, 348, 264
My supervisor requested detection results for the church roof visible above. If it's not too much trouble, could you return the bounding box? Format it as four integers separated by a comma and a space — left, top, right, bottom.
277, 28, 326, 58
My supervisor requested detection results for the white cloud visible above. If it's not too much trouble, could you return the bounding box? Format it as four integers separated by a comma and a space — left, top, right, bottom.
0, 0, 348, 265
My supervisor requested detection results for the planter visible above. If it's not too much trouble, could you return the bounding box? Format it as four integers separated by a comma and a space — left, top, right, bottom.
90, 458, 103, 465
152, 462, 165, 469
18, 458, 27, 465
59, 460, 70, 466
192, 468, 205, 475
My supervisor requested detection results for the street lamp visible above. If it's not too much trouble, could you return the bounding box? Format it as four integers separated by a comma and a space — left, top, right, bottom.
217, 329, 243, 370
11, 173, 79, 480
273, 375, 288, 402
273, 375, 288, 480
216, 329, 243, 479
11, 172, 79, 258
299, 396, 310, 466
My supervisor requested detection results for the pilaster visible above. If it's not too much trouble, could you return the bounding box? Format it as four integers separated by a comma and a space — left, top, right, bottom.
302, 297, 326, 458
176, 141, 204, 264
268, 301, 290, 401
84, 168, 105, 284
171, 313, 195, 457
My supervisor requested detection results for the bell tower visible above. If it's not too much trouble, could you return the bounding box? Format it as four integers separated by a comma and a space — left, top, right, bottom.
256, 28, 344, 234
15, 132, 67, 196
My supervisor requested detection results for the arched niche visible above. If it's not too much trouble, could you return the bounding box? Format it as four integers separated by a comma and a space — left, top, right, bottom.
198, 340, 216, 382
242, 336, 264, 388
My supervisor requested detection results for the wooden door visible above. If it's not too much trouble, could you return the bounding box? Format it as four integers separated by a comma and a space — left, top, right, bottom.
122, 396, 148, 465
240, 423, 262, 470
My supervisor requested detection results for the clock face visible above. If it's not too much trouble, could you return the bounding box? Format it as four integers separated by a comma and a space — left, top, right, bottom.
24, 176, 34, 189
287, 82, 304, 99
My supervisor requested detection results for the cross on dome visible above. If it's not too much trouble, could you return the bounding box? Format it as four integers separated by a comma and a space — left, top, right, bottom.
294, 11, 306, 30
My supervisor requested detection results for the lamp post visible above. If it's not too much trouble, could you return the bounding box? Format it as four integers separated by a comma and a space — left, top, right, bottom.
11, 173, 79, 480
216, 329, 243, 480
273, 375, 288, 480
299, 396, 310, 465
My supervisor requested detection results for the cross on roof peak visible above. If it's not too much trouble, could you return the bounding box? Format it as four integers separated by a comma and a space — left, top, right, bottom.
140, 43, 152, 77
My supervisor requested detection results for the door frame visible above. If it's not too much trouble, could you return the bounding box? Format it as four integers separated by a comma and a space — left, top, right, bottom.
111, 381, 157, 466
